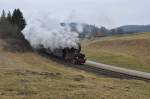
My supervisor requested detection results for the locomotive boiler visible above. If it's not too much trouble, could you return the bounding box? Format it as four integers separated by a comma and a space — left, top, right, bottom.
43, 44, 86, 65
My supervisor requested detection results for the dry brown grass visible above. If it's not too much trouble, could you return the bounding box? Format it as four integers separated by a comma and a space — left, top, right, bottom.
0, 38, 150, 99
82, 33, 150, 72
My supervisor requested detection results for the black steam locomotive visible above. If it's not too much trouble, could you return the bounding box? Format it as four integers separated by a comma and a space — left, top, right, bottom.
43, 44, 86, 65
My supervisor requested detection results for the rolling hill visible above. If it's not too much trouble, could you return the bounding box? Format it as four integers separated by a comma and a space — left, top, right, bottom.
82, 32, 150, 72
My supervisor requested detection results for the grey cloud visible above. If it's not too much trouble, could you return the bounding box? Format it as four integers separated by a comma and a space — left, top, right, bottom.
0, 0, 150, 28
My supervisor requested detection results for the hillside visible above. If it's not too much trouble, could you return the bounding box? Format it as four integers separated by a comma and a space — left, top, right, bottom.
82, 33, 150, 72
0, 38, 150, 98
118, 25, 150, 33
107, 25, 150, 35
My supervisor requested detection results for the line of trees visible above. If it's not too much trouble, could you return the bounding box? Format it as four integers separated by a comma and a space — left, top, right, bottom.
0, 8, 26, 31
0, 9, 26, 39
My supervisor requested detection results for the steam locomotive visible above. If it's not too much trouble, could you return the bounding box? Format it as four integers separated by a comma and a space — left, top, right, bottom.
42, 44, 86, 65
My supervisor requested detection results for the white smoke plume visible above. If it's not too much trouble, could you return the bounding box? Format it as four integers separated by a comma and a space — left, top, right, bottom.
23, 14, 80, 51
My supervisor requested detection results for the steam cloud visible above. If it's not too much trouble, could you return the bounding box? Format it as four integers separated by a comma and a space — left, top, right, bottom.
23, 15, 80, 51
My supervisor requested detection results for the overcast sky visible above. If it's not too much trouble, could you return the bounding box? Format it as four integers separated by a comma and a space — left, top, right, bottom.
0, 0, 150, 28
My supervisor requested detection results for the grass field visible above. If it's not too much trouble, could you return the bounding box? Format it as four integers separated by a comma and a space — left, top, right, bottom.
82, 33, 150, 72
0, 38, 150, 99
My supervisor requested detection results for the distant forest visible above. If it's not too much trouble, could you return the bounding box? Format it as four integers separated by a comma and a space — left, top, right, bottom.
62, 22, 150, 38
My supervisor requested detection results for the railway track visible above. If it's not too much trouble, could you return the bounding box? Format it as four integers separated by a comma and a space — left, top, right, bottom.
39, 52, 150, 81
85, 60, 150, 81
